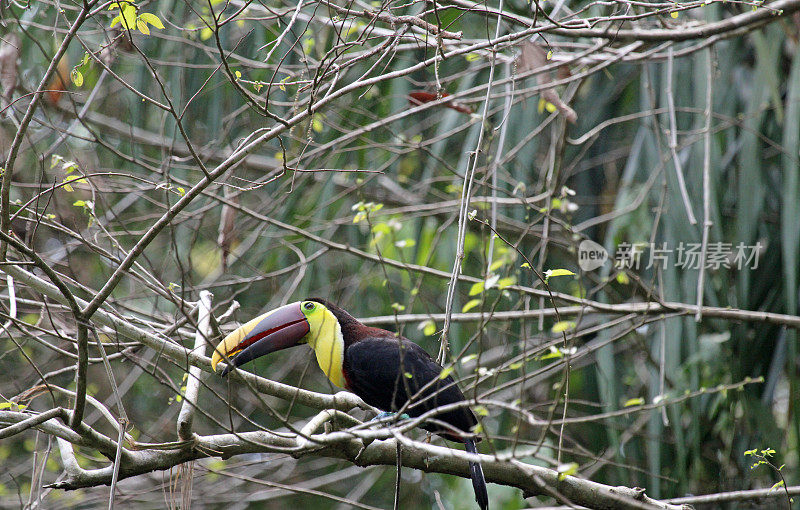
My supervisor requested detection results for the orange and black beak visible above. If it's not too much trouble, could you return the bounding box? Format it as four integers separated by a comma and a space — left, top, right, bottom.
211, 302, 310, 376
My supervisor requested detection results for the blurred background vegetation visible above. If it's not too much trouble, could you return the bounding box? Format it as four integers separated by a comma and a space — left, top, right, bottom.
0, 0, 798, 508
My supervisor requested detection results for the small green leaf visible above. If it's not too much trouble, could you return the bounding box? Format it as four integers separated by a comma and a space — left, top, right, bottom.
461, 354, 478, 364
439, 366, 454, 380
623, 397, 645, 407
420, 320, 436, 336
557, 462, 578, 481
404, 372, 413, 379
538, 347, 564, 361
234, 70, 242, 80
73, 200, 86, 207
497, 276, 516, 289
0, 402, 11, 409
509, 361, 523, 370
391, 302, 405, 312
462, 299, 481, 313
551, 320, 576, 333
469, 281, 484, 296
520, 262, 531, 269
474, 405, 489, 417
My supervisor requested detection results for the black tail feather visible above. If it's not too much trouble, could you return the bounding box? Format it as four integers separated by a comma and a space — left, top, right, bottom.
464, 438, 488, 510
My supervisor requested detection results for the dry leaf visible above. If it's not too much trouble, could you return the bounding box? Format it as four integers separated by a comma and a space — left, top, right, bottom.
0, 33, 19, 108
516, 41, 577, 124
217, 188, 239, 271
408, 90, 473, 115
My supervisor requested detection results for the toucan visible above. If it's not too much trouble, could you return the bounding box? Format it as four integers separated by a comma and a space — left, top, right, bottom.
211, 298, 489, 510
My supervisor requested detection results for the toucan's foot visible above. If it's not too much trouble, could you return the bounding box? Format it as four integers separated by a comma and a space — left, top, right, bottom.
371, 411, 410, 422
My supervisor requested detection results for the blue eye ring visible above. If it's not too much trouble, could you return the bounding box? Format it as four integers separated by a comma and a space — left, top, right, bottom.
304, 302, 315, 311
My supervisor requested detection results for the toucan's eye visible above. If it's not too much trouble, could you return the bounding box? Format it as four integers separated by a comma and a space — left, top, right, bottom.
304, 302, 315, 311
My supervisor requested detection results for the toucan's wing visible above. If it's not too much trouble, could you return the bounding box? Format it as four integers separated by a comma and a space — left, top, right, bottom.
344, 336, 477, 438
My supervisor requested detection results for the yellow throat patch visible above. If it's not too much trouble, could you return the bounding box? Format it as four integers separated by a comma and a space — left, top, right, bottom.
302, 302, 346, 388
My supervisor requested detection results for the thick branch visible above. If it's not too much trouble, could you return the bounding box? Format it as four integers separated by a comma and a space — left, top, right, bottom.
37, 424, 686, 510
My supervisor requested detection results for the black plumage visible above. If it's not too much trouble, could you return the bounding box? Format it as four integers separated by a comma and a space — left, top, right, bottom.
311, 299, 488, 510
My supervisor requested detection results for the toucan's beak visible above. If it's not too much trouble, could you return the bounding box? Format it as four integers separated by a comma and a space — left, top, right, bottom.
211, 302, 310, 376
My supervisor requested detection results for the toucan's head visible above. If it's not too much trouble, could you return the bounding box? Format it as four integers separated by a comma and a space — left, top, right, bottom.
211, 299, 349, 387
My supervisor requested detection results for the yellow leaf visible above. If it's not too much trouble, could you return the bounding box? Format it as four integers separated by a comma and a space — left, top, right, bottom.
70, 69, 84, 87
200, 27, 213, 40
421, 320, 436, 336
545, 268, 575, 279
439, 366, 454, 380
122, 4, 137, 29
138, 12, 165, 29
234, 70, 242, 80
670, 10, 679, 18
136, 19, 150, 35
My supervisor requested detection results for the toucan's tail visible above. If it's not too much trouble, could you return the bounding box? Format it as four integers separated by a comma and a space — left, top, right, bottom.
464, 438, 488, 510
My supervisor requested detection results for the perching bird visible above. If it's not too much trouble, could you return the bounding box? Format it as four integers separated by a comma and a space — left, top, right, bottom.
211, 298, 489, 510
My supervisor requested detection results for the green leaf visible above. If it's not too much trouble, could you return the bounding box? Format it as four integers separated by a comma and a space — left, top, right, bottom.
462, 299, 481, 313
557, 462, 578, 481
404, 372, 413, 379
439, 366, 454, 380
138, 12, 165, 29
520, 262, 531, 269
136, 19, 150, 35
390, 302, 405, 312
623, 397, 645, 407
488, 259, 506, 272
73, 200, 86, 207
497, 276, 516, 289
538, 347, 564, 361
551, 320, 576, 333
0, 402, 11, 410
460, 354, 478, 364
474, 405, 489, 416
420, 320, 436, 336
743, 449, 757, 456
469, 281, 484, 296
509, 361, 523, 370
